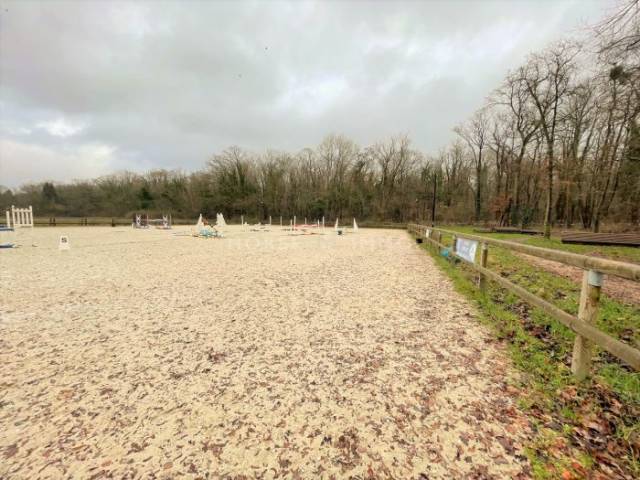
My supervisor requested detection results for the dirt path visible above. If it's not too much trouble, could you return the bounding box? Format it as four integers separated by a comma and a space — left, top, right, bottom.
518, 252, 640, 306
1, 227, 531, 479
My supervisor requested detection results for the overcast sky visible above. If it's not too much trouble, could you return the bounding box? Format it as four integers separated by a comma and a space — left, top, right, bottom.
0, 0, 614, 188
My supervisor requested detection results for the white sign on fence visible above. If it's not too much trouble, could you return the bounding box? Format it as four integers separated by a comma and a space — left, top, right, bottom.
58, 235, 70, 251
426, 228, 432, 238
456, 238, 478, 263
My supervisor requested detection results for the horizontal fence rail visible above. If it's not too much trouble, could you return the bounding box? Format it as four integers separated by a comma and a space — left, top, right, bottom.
32, 218, 196, 227
30, 217, 406, 229
408, 223, 640, 376
426, 226, 640, 282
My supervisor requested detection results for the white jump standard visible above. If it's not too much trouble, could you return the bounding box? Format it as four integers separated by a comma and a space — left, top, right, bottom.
3, 206, 35, 247
6, 205, 34, 229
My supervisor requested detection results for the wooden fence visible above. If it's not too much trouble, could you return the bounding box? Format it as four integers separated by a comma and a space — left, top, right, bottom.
31, 217, 408, 229
408, 223, 640, 378
33, 217, 193, 227
561, 231, 640, 247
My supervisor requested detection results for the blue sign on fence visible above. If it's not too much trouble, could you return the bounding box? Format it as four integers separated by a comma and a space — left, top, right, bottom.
456, 238, 478, 263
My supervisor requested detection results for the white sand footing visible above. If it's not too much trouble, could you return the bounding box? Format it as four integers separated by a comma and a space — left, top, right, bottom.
0, 227, 531, 478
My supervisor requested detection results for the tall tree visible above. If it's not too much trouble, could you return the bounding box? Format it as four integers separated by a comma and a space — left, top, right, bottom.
454, 110, 488, 222
521, 41, 579, 237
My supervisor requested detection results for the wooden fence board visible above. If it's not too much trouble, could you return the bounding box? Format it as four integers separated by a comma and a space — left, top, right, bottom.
561, 232, 640, 247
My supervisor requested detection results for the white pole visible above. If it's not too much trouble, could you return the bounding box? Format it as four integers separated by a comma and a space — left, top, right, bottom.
293, 215, 296, 231
322, 216, 325, 229
6, 210, 10, 228
29, 206, 35, 245
241, 214, 244, 226
304, 217, 307, 225
269, 215, 272, 226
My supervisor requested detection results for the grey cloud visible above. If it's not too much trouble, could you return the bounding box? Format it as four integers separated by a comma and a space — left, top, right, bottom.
0, 0, 612, 187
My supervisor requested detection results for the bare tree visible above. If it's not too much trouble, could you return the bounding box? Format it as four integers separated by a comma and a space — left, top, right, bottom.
454, 109, 488, 222
495, 69, 540, 226
520, 41, 579, 237
595, 0, 640, 57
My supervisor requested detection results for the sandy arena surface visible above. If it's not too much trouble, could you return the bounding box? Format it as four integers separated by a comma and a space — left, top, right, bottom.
1, 226, 532, 479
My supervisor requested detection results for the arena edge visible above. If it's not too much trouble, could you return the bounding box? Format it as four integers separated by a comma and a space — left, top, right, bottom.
407, 228, 640, 479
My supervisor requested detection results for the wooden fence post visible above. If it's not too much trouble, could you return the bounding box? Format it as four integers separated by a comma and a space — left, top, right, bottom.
479, 242, 488, 292
571, 270, 604, 380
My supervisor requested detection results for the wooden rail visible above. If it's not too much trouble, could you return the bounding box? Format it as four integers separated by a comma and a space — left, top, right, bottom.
422, 226, 640, 282
33, 218, 195, 227
408, 224, 640, 377
561, 232, 640, 247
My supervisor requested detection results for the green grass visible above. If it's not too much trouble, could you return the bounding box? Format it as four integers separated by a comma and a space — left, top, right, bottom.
412, 231, 640, 478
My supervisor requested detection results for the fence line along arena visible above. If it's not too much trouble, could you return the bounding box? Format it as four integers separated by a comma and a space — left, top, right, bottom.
1, 217, 531, 478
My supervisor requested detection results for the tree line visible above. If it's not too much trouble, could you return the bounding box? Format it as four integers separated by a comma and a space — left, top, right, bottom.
2, 1, 638, 233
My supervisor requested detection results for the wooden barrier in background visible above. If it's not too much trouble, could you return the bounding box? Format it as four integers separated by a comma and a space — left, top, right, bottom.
408, 223, 640, 378
561, 231, 640, 247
